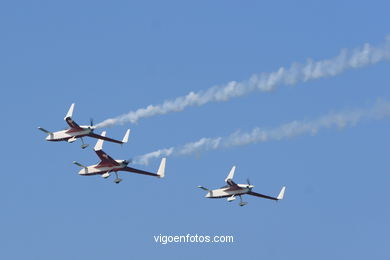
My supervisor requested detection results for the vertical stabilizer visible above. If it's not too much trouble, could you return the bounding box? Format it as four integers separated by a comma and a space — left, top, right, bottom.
64, 103, 75, 120
94, 131, 106, 151
224, 166, 236, 182
157, 158, 166, 178
277, 186, 286, 200
122, 129, 130, 143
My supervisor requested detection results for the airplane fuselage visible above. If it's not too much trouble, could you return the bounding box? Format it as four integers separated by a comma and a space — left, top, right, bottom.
46, 127, 92, 142
205, 184, 254, 198
78, 160, 127, 176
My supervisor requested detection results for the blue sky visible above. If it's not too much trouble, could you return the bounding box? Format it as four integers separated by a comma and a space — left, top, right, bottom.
1, 1, 390, 259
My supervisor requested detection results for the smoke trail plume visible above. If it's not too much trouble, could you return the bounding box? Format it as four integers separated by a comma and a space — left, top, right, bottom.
96, 36, 390, 128
134, 100, 390, 165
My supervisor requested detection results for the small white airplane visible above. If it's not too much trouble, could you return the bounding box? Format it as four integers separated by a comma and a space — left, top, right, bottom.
73, 131, 166, 184
198, 166, 286, 206
38, 103, 130, 149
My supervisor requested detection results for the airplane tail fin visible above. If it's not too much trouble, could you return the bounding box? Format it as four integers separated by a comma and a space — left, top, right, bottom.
277, 186, 286, 200
224, 166, 236, 182
94, 131, 106, 151
64, 103, 75, 120
157, 158, 166, 178
122, 129, 130, 144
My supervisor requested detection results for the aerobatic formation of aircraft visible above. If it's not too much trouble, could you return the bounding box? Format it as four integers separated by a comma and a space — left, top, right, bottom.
39, 104, 286, 206
73, 131, 166, 184
38, 103, 130, 149
198, 166, 286, 206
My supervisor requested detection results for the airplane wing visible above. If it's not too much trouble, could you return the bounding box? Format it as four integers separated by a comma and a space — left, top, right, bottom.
93, 130, 124, 167
122, 167, 159, 177
89, 133, 124, 144
89, 129, 130, 144
224, 166, 239, 188
122, 158, 166, 178
247, 191, 279, 201
64, 103, 83, 131
225, 166, 239, 188
226, 179, 239, 187
95, 150, 120, 167
248, 187, 286, 201
224, 166, 236, 183
65, 117, 83, 130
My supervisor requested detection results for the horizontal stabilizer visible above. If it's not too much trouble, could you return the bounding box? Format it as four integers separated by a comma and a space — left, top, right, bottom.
38, 127, 52, 134
197, 186, 209, 191
94, 131, 106, 151
277, 186, 286, 200
122, 129, 130, 143
73, 161, 87, 168
157, 158, 166, 178
64, 103, 75, 120
224, 166, 236, 182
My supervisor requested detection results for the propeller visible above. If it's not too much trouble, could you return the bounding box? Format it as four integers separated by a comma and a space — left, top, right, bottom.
89, 118, 95, 130
246, 178, 254, 190
122, 158, 132, 165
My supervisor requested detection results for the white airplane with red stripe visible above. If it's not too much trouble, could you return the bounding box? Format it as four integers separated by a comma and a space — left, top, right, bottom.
73, 131, 166, 184
198, 166, 286, 206
38, 103, 130, 149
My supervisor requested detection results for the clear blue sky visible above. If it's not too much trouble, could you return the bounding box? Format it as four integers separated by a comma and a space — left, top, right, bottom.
1, 1, 390, 259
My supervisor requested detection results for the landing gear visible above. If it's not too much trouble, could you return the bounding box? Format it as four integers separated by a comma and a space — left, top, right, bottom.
114, 172, 122, 184
102, 172, 110, 179
68, 136, 77, 143
227, 195, 236, 202
80, 138, 89, 149
238, 195, 248, 207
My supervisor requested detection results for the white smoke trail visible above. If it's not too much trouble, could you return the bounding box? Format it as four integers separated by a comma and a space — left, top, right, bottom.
134, 99, 390, 165
96, 36, 390, 128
